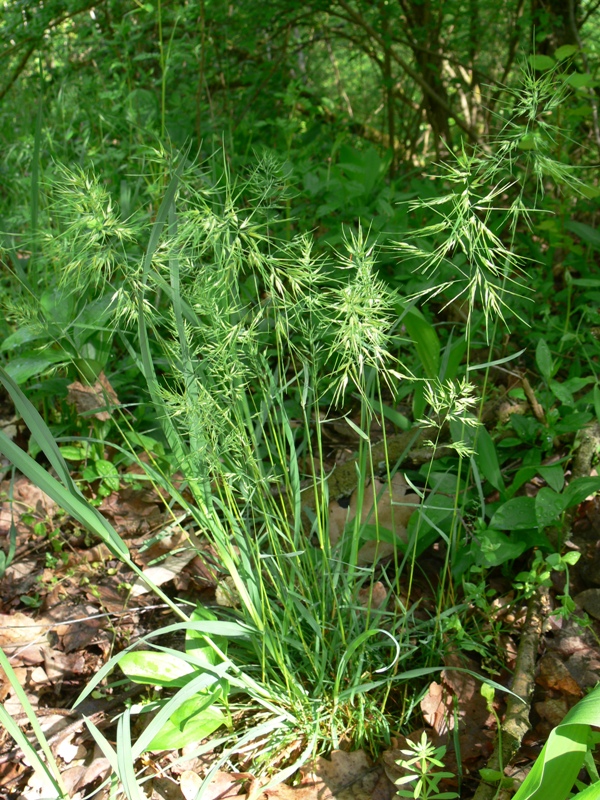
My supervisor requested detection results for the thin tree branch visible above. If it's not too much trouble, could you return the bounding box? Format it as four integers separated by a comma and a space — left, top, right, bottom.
581, 0, 600, 26
334, 0, 480, 144
0, 43, 37, 103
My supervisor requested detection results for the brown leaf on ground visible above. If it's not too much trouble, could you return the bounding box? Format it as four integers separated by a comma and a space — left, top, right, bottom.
441, 654, 496, 767
536, 652, 582, 697
66, 372, 120, 421
329, 474, 419, 566
564, 649, 600, 688
181, 770, 249, 800
265, 751, 389, 800
420, 681, 450, 735
0, 476, 57, 533
131, 527, 196, 597
74, 743, 112, 794
535, 698, 569, 726
357, 581, 388, 610
42, 646, 85, 682
574, 588, 600, 620
99, 486, 166, 538
42, 603, 106, 654
0, 611, 50, 664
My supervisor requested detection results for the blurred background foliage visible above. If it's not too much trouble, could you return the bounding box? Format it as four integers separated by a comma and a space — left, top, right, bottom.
0, 0, 599, 393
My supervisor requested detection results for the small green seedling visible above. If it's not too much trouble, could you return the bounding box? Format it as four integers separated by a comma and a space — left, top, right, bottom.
395, 731, 458, 800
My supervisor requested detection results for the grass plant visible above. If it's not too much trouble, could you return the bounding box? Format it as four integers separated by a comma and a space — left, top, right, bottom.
0, 67, 596, 798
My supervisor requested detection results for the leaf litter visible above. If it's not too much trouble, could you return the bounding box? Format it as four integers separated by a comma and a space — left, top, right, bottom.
2, 437, 600, 797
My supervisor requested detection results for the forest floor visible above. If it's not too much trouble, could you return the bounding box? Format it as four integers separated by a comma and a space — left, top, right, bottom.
2, 415, 600, 800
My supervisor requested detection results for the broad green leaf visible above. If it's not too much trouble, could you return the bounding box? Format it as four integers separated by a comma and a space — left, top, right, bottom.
507, 466, 539, 498
512, 683, 600, 800
186, 606, 228, 665
536, 338, 553, 381
571, 782, 600, 800
133, 665, 230, 756
565, 73, 595, 89
594, 384, 600, 425
512, 726, 589, 800
528, 54, 556, 70
358, 524, 399, 548
440, 334, 467, 381
555, 412, 593, 434
563, 376, 595, 393
94, 459, 120, 491
59, 445, 87, 461
518, 132, 540, 150
475, 529, 526, 567
119, 651, 197, 688
0, 326, 46, 352
538, 464, 564, 493
412, 381, 426, 421
475, 426, 505, 494
549, 379, 573, 406
490, 497, 537, 530
147, 702, 225, 750
566, 221, 600, 250
4, 354, 66, 384
554, 45, 578, 61
563, 477, 600, 508
400, 304, 440, 380
535, 487, 567, 528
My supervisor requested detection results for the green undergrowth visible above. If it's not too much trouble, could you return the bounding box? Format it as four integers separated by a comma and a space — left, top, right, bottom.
1, 68, 600, 798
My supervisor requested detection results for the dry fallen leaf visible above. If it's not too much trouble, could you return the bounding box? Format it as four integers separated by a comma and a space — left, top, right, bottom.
329, 474, 419, 565
264, 750, 389, 800
534, 698, 569, 726
181, 770, 248, 800
536, 652, 582, 697
67, 372, 120, 421
420, 681, 450, 735
0, 612, 50, 664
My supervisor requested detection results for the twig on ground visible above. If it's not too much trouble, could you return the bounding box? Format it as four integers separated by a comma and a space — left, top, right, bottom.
520, 375, 546, 424
472, 591, 545, 800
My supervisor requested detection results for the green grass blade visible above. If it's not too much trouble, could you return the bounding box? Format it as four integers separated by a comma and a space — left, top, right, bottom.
0, 648, 67, 797
84, 716, 120, 775
0, 367, 76, 491
30, 94, 43, 267
141, 147, 189, 282
0, 429, 128, 558
117, 708, 146, 800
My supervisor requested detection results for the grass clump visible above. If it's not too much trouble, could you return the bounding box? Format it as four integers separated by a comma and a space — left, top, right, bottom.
115, 156, 423, 766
